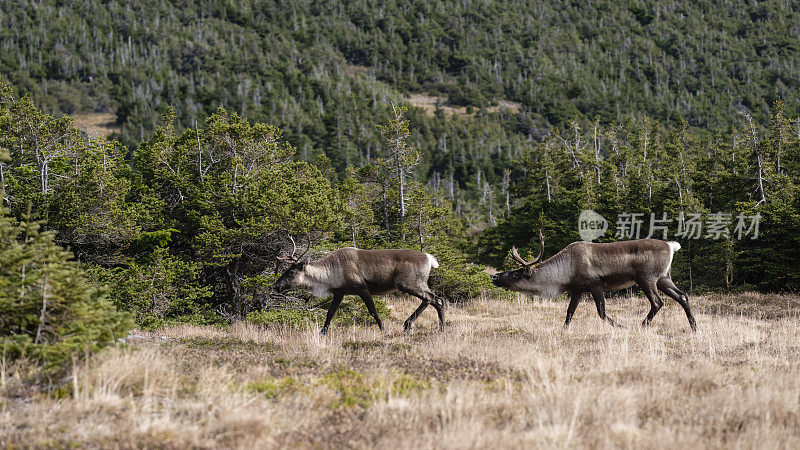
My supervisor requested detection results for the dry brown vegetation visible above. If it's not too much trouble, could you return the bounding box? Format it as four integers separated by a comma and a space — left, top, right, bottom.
71, 112, 120, 139
406, 93, 521, 118
3, 292, 800, 448
342, 64, 521, 118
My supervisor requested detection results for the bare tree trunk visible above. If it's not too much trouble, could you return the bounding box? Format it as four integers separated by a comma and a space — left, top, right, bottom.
40, 160, 48, 194
755, 150, 766, 204
0, 162, 7, 207
593, 122, 601, 184
679, 148, 687, 181
502, 169, 511, 218
544, 168, 552, 203
34, 276, 47, 345
740, 112, 766, 204
398, 164, 405, 218
448, 170, 454, 200
418, 209, 424, 251
227, 259, 242, 319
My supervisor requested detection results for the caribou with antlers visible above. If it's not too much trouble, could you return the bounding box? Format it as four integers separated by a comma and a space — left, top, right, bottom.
491, 232, 697, 331
272, 236, 446, 334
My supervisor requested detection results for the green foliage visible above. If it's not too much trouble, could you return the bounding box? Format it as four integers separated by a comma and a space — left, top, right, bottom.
429, 246, 506, 303
16, 0, 800, 231
318, 369, 429, 409
1, 79, 498, 334
0, 86, 154, 257
0, 209, 132, 375
247, 376, 298, 399
478, 109, 800, 293
87, 247, 216, 330
133, 108, 344, 317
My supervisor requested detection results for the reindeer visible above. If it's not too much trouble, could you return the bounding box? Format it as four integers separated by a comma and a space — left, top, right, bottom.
271, 237, 445, 334
491, 232, 697, 331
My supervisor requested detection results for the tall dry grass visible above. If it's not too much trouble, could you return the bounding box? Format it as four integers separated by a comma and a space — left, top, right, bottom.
2, 292, 800, 448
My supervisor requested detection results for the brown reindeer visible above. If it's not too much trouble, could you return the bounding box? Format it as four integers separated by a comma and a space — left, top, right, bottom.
491, 232, 696, 331
272, 238, 445, 334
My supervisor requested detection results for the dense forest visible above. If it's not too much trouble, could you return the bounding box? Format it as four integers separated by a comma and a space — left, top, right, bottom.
2, 0, 800, 223
3, 1, 800, 377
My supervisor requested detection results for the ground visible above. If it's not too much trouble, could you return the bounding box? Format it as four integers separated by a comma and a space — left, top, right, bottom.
71, 112, 120, 139
406, 93, 521, 118
3, 292, 800, 448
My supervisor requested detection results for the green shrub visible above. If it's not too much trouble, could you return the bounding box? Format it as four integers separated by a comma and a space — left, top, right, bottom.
429, 247, 507, 303
318, 369, 429, 409
247, 376, 298, 398
88, 247, 218, 330
0, 209, 132, 376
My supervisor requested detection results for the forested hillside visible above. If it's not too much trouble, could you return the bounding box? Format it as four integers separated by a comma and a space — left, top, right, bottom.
4, 0, 800, 384
2, 0, 800, 223
6, 1, 800, 440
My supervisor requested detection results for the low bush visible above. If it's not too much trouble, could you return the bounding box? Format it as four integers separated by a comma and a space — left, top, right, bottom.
429, 247, 507, 303
0, 209, 132, 378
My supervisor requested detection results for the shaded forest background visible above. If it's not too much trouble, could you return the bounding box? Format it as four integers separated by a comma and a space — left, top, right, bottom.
3, 0, 800, 375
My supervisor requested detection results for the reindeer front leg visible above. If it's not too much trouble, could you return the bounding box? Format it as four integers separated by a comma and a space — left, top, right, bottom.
590, 287, 622, 327
564, 291, 582, 327
321, 293, 344, 335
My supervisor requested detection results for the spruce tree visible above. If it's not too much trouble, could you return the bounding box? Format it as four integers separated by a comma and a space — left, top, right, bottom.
0, 207, 132, 376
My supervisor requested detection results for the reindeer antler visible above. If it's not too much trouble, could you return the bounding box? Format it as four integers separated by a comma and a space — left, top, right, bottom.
295, 232, 312, 261
277, 232, 313, 262
278, 235, 298, 262
509, 230, 545, 267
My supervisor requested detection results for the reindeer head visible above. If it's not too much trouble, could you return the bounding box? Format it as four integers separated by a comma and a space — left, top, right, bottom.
271, 234, 312, 293
491, 230, 545, 291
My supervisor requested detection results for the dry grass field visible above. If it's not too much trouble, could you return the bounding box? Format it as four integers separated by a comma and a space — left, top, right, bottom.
3, 292, 800, 449
406, 93, 522, 118
71, 112, 120, 139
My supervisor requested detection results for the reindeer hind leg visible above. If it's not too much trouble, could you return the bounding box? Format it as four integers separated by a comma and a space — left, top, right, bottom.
400, 285, 444, 332
657, 277, 697, 332
638, 279, 664, 328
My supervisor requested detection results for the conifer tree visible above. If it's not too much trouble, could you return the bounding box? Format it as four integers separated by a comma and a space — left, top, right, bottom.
377, 104, 419, 223
0, 207, 132, 375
